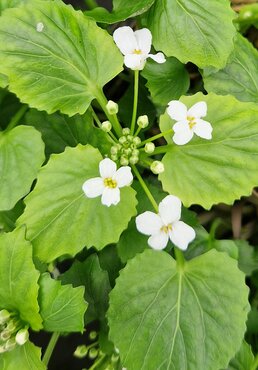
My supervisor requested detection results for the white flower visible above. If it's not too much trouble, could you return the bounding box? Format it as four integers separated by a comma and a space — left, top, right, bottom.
113, 26, 166, 70
167, 101, 213, 145
82, 158, 133, 207
136, 195, 195, 250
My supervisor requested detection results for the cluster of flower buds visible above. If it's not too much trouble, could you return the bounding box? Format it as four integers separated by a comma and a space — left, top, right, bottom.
110, 128, 141, 166
0, 309, 29, 353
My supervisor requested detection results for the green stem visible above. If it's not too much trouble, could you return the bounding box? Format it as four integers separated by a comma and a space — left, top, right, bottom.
89, 353, 107, 370
174, 247, 185, 268
95, 89, 122, 137
130, 70, 139, 135
132, 165, 158, 212
140, 128, 173, 147
7, 105, 28, 131
90, 107, 117, 143
134, 125, 141, 137
84, 0, 98, 10
251, 353, 258, 370
42, 332, 60, 366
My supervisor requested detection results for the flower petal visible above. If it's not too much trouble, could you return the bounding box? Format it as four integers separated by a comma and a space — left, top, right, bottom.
148, 52, 166, 64
169, 221, 196, 250
99, 158, 117, 179
113, 166, 133, 188
172, 124, 193, 145
167, 101, 187, 121
187, 101, 207, 118
193, 119, 213, 140
172, 120, 189, 132
124, 54, 145, 70
148, 232, 169, 250
136, 211, 163, 236
134, 28, 152, 55
159, 195, 182, 224
113, 26, 137, 55
82, 177, 104, 198
101, 187, 120, 207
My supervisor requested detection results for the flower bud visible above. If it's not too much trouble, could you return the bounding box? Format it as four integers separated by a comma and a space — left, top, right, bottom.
133, 136, 141, 146
150, 161, 165, 174
89, 331, 97, 340
0, 344, 6, 353
88, 347, 98, 359
15, 328, 29, 345
106, 100, 118, 115
0, 310, 10, 325
6, 319, 18, 334
120, 156, 129, 166
101, 120, 112, 133
144, 142, 155, 154
74, 345, 88, 358
132, 149, 139, 157
129, 156, 139, 165
111, 154, 118, 161
1, 329, 11, 341
119, 136, 127, 145
122, 127, 130, 135
123, 148, 132, 156
110, 145, 118, 155
5, 338, 16, 352
137, 115, 149, 129
127, 135, 133, 142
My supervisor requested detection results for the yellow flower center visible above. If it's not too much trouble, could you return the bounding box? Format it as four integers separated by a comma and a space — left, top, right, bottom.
104, 177, 117, 189
160, 224, 172, 233
133, 49, 142, 55
187, 116, 196, 129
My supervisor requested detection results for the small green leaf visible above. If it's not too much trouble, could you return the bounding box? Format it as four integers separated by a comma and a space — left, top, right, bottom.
0, 228, 42, 330
159, 93, 258, 209
60, 254, 111, 324
226, 340, 254, 370
0, 341, 46, 370
85, 0, 155, 23
0, 125, 45, 211
236, 240, 258, 276
39, 273, 87, 332
146, 0, 236, 68
25, 109, 112, 157
18, 145, 137, 262
203, 34, 258, 103
108, 249, 249, 370
142, 57, 190, 107
0, 0, 123, 115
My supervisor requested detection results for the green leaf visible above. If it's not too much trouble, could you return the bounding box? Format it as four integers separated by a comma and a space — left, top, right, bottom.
0, 125, 45, 211
142, 57, 190, 107
0, 341, 46, 370
0, 73, 8, 88
85, 0, 155, 23
25, 109, 112, 157
0, 200, 25, 232
0, 228, 42, 330
39, 273, 86, 332
0, 0, 27, 15
159, 93, 258, 209
226, 340, 254, 370
236, 240, 258, 276
202, 34, 258, 103
146, 0, 236, 68
0, 0, 123, 116
60, 254, 111, 324
108, 249, 249, 370
18, 145, 137, 262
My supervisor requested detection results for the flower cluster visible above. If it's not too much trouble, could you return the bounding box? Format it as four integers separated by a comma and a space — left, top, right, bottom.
82, 158, 133, 207
111, 128, 141, 166
0, 309, 29, 353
